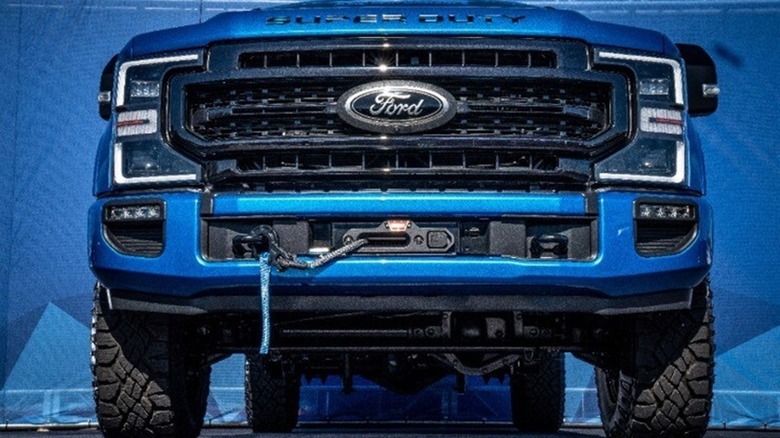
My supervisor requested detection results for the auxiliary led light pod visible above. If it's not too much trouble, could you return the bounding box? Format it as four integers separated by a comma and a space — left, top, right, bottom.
105, 204, 163, 222
636, 202, 696, 221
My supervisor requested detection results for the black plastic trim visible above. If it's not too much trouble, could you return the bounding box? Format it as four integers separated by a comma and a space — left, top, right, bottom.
203, 215, 597, 261
108, 288, 692, 317
99, 54, 118, 120
102, 199, 166, 258
676, 43, 718, 116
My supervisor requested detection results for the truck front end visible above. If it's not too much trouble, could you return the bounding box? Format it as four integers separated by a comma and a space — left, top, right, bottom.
89, 2, 719, 437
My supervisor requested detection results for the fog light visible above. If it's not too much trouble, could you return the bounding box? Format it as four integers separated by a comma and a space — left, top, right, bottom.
106, 204, 163, 222
636, 202, 695, 221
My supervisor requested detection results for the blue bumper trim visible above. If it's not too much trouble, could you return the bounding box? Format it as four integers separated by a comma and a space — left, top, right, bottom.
210, 192, 586, 217
90, 191, 712, 301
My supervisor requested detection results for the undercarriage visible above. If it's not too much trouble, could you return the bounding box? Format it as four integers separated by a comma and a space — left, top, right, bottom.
188, 309, 624, 385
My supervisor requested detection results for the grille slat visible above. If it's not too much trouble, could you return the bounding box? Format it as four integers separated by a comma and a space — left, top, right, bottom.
236, 150, 560, 174
239, 49, 557, 69
105, 224, 164, 257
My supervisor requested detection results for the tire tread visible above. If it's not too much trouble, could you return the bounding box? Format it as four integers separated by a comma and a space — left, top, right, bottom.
510, 350, 565, 433
91, 285, 209, 438
597, 281, 715, 438
245, 353, 300, 433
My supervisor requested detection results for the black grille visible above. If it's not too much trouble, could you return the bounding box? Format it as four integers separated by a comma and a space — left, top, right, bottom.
167, 39, 630, 189
636, 223, 696, 256
105, 224, 164, 257
222, 150, 582, 191
186, 78, 611, 142
239, 48, 557, 69
237, 150, 559, 173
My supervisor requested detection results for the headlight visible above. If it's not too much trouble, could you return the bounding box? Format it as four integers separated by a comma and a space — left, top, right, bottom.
112, 52, 203, 186
597, 139, 684, 183
593, 49, 687, 186
113, 141, 199, 184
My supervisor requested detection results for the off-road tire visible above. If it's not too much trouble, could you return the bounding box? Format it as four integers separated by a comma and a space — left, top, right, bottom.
245, 353, 301, 433
595, 281, 715, 438
91, 285, 211, 438
510, 350, 566, 432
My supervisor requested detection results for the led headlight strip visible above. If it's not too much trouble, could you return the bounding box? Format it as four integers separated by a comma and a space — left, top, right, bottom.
596, 51, 684, 105
115, 53, 200, 107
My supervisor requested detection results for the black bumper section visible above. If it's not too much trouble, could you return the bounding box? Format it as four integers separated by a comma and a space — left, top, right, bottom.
108, 288, 692, 317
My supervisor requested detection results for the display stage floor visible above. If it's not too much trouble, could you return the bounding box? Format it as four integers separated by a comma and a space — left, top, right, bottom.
1, 425, 777, 437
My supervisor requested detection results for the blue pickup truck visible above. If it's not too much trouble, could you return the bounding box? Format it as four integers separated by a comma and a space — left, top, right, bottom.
89, 1, 719, 436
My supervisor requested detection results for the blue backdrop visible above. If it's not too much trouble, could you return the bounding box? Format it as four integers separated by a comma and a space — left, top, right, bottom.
1, 0, 779, 428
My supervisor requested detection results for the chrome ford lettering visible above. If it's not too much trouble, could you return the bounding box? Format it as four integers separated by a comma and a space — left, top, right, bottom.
336, 81, 457, 134
369, 92, 425, 117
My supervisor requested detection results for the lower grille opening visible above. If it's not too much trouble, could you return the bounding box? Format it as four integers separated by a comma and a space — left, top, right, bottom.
635, 222, 697, 256
224, 149, 581, 191
105, 223, 164, 257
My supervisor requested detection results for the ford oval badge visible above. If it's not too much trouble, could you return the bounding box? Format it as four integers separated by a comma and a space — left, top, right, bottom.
337, 80, 457, 134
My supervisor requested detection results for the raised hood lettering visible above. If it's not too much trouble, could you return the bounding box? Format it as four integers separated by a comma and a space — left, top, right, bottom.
266, 13, 526, 25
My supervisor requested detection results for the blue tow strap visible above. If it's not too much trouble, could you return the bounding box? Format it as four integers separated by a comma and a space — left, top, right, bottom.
249, 226, 368, 356
258, 251, 272, 355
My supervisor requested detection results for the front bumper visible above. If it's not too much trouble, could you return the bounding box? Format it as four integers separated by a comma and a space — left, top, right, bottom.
89, 190, 712, 314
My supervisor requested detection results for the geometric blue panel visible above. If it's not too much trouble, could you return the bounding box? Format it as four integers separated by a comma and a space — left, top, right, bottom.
711, 326, 780, 428
2, 304, 93, 423
206, 354, 247, 424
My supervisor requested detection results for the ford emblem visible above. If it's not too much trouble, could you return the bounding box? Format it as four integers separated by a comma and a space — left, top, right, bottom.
337, 80, 457, 134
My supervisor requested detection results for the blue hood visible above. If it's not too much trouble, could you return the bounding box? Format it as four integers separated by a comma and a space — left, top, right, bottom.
126, 0, 675, 58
